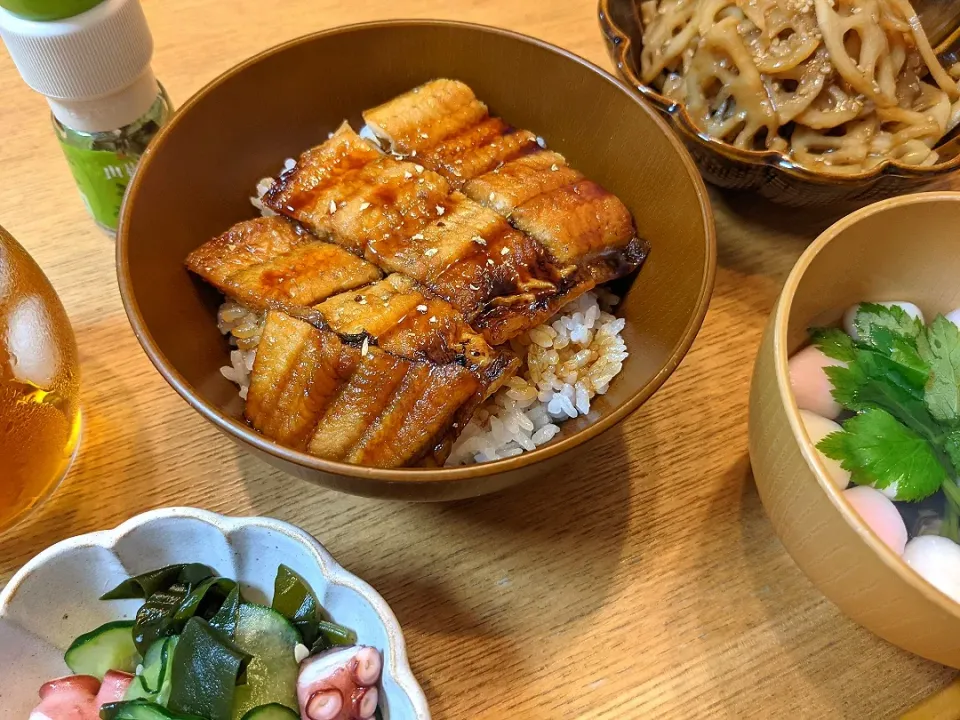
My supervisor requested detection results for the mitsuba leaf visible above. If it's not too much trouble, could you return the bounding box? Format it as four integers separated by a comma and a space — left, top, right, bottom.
168, 618, 251, 720
810, 327, 856, 362
868, 327, 929, 389
946, 431, 960, 476
818, 409, 946, 501
101, 564, 214, 601
917, 315, 960, 424
855, 303, 923, 344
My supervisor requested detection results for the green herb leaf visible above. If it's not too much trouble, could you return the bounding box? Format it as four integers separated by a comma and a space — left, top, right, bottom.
818, 408, 947, 501
868, 327, 929, 389
810, 327, 856, 362
855, 302, 923, 344
168, 618, 251, 720
917, 315, 960, 424
101, 564, 214, 600
272, 565, 321, 647
946, 430, 960, 475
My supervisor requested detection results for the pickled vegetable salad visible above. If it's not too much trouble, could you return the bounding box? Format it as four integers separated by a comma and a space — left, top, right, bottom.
30, 564, 384, 720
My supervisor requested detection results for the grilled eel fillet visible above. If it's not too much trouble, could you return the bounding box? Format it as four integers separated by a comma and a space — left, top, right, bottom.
362, 79, 649, 284
186, 217, 516, 392
262, 123, 592, 346
185, 216, 381, 312
246, 311, 481, 467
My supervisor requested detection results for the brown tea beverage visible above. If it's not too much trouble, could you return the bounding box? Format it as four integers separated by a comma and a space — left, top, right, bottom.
0, 225, 80, 533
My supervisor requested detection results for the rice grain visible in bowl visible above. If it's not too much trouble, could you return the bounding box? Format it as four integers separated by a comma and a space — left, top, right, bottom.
117, 20, 716, 501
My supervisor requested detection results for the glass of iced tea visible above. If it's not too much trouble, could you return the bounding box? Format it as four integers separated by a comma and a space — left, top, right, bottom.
0, 224, 81, 533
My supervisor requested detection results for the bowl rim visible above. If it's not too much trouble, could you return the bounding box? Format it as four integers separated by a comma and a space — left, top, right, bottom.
598, 0, 960, 184
0, 507, 431, 719
772, 190, 960, 620
116, 18, 717, 485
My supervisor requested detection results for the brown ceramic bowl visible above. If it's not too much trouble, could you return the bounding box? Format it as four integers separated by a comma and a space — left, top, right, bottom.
117, 20, 716, 502
749, 192, 960, 666
599, 0, 960, 206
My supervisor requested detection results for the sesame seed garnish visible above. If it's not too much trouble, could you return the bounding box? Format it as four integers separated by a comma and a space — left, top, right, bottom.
361, 337, 369, 356
416, 304, 428, 312
411, 150, 417, 157
414, 164, 424, 173
550, 164, 559, 171
487, 258, 495, 265
424, 248, 439, 257
419, 132, 429, 139
418, 178, 424, 184
429, 316, 437, 323
536, 136, 546, 148
358, 298, 367, 305
404, 171, 413, 179
469, 284, 480, 291
328, 200, 337, 214
412, 233, 425, 240
436, 205, 445, 215
472, 235, 487, 245
489, 192, 495, 201
501, 247, 511, 255
359, 202, 371, 211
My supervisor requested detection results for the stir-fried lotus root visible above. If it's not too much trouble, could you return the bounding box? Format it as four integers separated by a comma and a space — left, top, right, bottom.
640, 0, 960, 173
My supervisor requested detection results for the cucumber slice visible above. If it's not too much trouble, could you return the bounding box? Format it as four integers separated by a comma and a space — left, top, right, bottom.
100, 698, 203, 719
124, 636, 178, 704
65, 620, 140, 680
240, 704, 300, 720
230, 604, 300, 719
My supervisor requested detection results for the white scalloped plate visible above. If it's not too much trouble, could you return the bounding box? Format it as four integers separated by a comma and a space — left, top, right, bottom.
0, 507, 430, 719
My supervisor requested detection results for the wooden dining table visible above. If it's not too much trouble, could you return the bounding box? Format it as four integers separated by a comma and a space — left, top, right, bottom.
2, 0, 959, 717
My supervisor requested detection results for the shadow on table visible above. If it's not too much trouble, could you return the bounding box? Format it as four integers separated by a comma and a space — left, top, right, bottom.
708, 187, 864, 294
233, 418, 636, 718
693, 456, 956, 716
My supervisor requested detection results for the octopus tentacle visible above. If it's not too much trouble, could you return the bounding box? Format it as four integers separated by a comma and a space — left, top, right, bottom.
297, 645, 383, 720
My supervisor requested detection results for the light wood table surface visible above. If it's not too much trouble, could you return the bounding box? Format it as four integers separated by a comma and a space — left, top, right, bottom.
1, 1, 959, 717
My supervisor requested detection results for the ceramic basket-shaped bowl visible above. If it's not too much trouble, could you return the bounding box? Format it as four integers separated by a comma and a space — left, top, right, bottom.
0, 508, 430, 718
749, 192, 960, 666
598, 0, 960, 206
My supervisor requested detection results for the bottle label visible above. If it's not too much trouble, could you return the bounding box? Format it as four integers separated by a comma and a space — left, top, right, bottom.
58, 143, 139, 231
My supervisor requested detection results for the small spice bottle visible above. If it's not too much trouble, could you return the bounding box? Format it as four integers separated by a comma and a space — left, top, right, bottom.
0, 0, 171, 235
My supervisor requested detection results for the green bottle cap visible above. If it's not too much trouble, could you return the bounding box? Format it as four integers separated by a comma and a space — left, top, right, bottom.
0, 0, 104, 21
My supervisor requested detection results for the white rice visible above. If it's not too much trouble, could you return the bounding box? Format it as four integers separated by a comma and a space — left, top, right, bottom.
217, 302, 263, 401
220, 141, 628, 465
445, 290, 626, 466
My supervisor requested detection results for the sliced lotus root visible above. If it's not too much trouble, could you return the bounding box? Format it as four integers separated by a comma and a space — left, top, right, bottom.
684, 17, 779, 149
814, 0, 897, 107
765, 47, 831, 123
749, 0, 822, 74
795, 81, 865, 129
640, 0, 700, 83
791, 117, 877, 171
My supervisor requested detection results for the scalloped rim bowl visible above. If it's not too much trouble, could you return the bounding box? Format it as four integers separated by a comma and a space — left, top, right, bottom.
598, 0, 960, 187
0, 507, 430, 718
